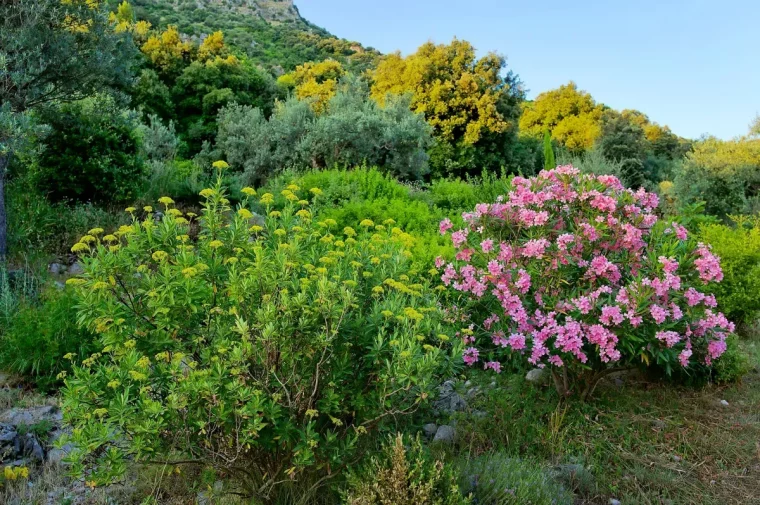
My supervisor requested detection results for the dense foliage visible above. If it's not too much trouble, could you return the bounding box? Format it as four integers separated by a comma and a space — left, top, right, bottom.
35, 97, 146, 204
697, 217, 760, 329
439, 166, 734, 397
212, 77, 433, 183
61, 166, 460, 501
371, 39, 525, 178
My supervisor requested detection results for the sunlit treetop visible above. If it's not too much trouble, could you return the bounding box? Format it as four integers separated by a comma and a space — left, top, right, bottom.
197, 31, 228, 62
370, 39, 517, 146
141, 25, 194, 74
519, 81, 605, 151
278, 59, 346, 114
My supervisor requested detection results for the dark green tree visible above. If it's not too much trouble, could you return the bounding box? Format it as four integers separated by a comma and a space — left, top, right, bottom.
36, 96, 146, 204
543, 128, 555, 169
597, 113, 648, 188
0, 0, 137, 257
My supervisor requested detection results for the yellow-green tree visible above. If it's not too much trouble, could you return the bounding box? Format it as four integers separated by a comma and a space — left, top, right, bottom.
519, 82, 604, 151
369, 39, 524, 176
197, 31, 227, 62
141, 25, 193, 75
371, 39, 514, 146
278, 59, 346, 114
109, 1, 151, 42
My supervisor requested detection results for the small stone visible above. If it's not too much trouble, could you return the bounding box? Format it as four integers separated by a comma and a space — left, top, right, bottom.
672, 455, 682, 462
525, 368, 548, 384
489, 381, 497, 388
614, 377, 624, 387
68, 262, 85, 276
719, 399, 729, 407
48, 444, 75, 466
610, 499, 621, 505
433, 425, 455, 443
464, 380, 472, 387
48, 263, 65, 275
54, 281, 65, 290
422, 423, 438, 439
651, 419, 666, 430
0, 405, 61, 425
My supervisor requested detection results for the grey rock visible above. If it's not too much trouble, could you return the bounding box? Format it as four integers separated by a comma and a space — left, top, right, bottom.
719, 399, 729, 407
652, 419, 666, 431
672, 455, 682, 462
525, 367, 549, 384
466, 387, 480, 399
422, 423, 438, 439
433, 392, 467, 414
48, 263, 65, 275
610, 500, 621, 505
48, 444, 75, 466
464, 380, 472, 387
0, 423, 16, 443
54, 281, 65, 291
614, 377, 625, 387
433, 425, 455, 443
68, 262, 85, 276
16, 433, 45, 462
472, 410, 487, 419
0, 405, 62, 426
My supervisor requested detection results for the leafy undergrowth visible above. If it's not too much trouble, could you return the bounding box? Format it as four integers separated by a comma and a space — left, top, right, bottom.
451, 339, 760, 505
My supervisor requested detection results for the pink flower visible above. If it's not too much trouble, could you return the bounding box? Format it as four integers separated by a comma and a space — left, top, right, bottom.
694, 243, 723, 283
508, 333, 526, 350
484, 361, 502, 373
515, 269, 531, 293
439, 218, 453, 235
705, 338, 727, 364
678, 348, 692, 366
548, 355, 564, 367
684, 287, 704, 307
434, 256, 445, 268
655, 330, 681, 348
672, 222, 688, 240
451, 229, 469, 249
481, 239, 494, 253
521, 238, 550, 259
463, 347, 480, 366
650, 304, 669, 324
658, 256, 679, 274
487, 260, 503, 276
600, 305, 625, 326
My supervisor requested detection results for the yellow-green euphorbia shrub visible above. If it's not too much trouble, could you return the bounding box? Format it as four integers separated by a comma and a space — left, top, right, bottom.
59, 163, 461, 501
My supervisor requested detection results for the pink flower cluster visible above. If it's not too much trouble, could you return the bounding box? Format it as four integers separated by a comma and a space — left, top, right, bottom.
438, 166, 733, 375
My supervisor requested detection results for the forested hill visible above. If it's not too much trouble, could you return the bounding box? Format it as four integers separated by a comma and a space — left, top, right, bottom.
123, 0, 381, 72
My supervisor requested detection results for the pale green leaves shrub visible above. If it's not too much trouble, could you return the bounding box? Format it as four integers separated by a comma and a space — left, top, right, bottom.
60, 166, 460, 501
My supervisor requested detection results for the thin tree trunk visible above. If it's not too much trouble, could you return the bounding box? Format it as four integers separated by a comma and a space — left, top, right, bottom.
0, 151, 9, 261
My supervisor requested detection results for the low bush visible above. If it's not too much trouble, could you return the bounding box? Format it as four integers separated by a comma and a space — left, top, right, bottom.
35, 96, 146, 204
439, 165, 735, 398
342, 433, 469, 505
697, 217, 760, 330
0, 287, 97, 391
458, 452, 573, 505
60, 164, 461, 502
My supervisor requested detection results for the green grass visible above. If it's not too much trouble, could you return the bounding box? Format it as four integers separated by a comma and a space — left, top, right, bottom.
444, 339, 760, 505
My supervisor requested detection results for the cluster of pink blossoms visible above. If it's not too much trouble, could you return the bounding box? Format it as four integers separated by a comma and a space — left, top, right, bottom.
438, 166, 734, 374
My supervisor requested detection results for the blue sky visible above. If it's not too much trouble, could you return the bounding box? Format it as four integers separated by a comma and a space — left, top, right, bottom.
296, 0, 759, 140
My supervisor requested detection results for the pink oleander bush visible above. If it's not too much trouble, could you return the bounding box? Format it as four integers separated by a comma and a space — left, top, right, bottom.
437, 165, 734, 398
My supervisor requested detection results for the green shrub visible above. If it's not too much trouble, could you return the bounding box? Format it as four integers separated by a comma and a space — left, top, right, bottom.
697, 217, 760, 329
61, 166, 461, 502
458, 453, 573, 505
342, 433, 469, 505
711, 334, 750, 384
0, 287, 96, 391
35, 96, 146, 204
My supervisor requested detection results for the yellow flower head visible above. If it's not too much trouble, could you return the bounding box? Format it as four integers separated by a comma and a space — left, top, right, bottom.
359, 219, 374, 228
274, 228, 287, 237
125, 207, 136, 213
167, 208, 183, 217
298, 199, 309, 206
212, 160, 229, 170
237, 208, 254, 220
287, 184, 300, 191
143, 206, 153, 213
241, 187, 256, 196
79, 235, 97, 244
249, 225, 263, 233
182, 267, 198, 278
309, 187, 323, 196
102, 234, 118, 243
383, 219, 397, 226
71, 242, 90, 253
200, 188, 215, 198
158, 196, 174, 206
66, 277, 86, 286
209, 240, 224, 249
343, 226, 357, 237
269, 210, 281, 218
88, 227, 104, 236
260, 193, 274, 205
152, 250, 169, 262
296, 209, 311, 219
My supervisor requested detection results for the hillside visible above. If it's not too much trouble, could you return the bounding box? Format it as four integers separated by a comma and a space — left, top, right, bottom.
126, 0, 381, 72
